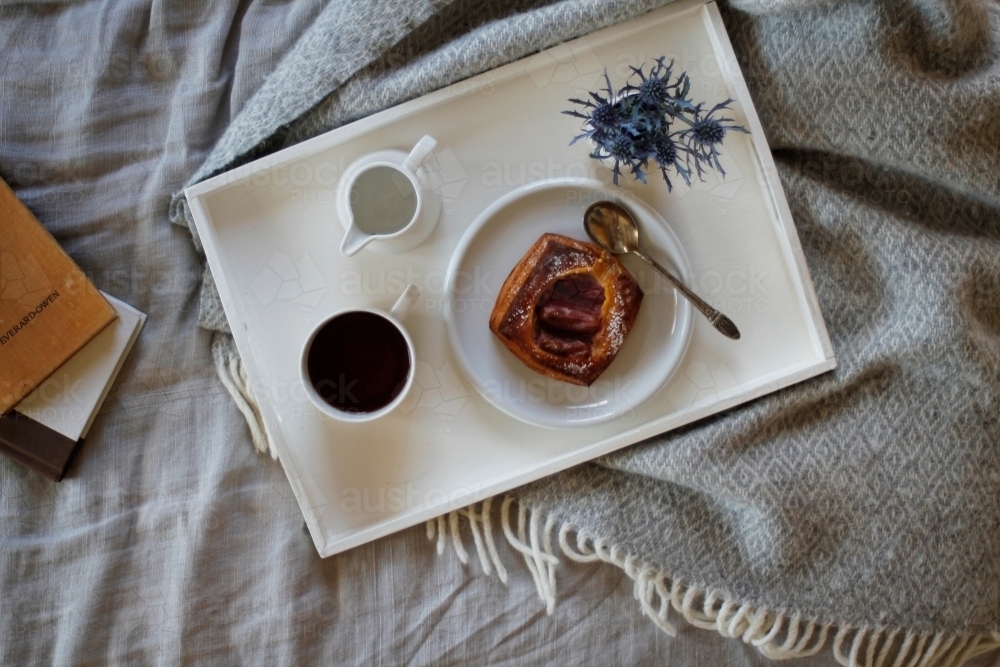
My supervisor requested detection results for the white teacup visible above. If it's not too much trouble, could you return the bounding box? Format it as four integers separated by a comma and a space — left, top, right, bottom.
300, 285, 420, 422
338, 136, 442, 257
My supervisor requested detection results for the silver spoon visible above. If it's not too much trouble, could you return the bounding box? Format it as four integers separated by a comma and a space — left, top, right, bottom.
584, 201, 741, 340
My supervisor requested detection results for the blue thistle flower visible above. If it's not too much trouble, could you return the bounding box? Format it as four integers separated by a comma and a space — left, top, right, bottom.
565, 58, 747, 189
625, 57, 697, 117
652, 134, 693, 192
637, 76, 669, 107
692, 118, 726, 144
591, 127, 648, 186
682, 99, 750, 177
631, 58, 673, 108
589, 101, 621, 130
565, 71, 630, 146
609, 132, 635, 161
653, 134, 678, 164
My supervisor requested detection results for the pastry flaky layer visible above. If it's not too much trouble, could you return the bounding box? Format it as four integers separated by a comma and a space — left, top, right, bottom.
489, 233, 643, 386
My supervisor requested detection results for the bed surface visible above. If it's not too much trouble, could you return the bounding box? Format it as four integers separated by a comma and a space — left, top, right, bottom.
1, 2, 992, 665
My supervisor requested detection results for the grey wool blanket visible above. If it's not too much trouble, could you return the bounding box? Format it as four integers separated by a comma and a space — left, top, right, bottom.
173, 0, 1000, 664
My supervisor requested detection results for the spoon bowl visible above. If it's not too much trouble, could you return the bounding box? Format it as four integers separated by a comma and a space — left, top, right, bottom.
583, 201, 639, 254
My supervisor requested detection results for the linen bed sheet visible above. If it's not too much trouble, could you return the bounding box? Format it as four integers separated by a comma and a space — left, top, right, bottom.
0, 1, 990, 666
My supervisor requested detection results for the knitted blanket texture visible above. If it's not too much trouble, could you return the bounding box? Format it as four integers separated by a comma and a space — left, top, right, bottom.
172, 1, 1000, 664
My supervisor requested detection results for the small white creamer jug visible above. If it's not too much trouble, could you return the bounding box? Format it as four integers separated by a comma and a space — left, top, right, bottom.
337, 135, 442, 257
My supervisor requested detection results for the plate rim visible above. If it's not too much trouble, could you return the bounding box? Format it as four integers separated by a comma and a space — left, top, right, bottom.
444, 177, 694, 428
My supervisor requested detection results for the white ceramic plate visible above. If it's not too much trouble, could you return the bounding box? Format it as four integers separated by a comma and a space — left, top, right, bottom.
445, 178, 694, 428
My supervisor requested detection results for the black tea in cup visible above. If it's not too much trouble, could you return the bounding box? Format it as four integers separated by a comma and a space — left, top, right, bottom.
306, 312, 411, 414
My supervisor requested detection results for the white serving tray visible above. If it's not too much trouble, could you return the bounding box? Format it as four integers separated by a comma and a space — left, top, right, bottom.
185, 0, 835, 557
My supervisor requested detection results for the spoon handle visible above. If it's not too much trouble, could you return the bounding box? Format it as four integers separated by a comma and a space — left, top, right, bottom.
633, 250, 741, 340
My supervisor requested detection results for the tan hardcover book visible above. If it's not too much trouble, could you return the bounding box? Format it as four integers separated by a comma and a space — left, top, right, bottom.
0, 178, 116, 414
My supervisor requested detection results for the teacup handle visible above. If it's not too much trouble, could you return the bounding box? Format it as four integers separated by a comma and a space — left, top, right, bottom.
390, 284, 421, 321
402, 135, 437, 174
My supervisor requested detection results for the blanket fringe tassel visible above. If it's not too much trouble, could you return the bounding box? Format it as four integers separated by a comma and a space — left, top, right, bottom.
426, 498, 1000, 667
212, 334, 276, 459
210, 337, 1000, 667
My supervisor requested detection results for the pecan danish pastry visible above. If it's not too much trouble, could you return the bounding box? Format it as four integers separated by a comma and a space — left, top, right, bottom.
489, 233, 643, 386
